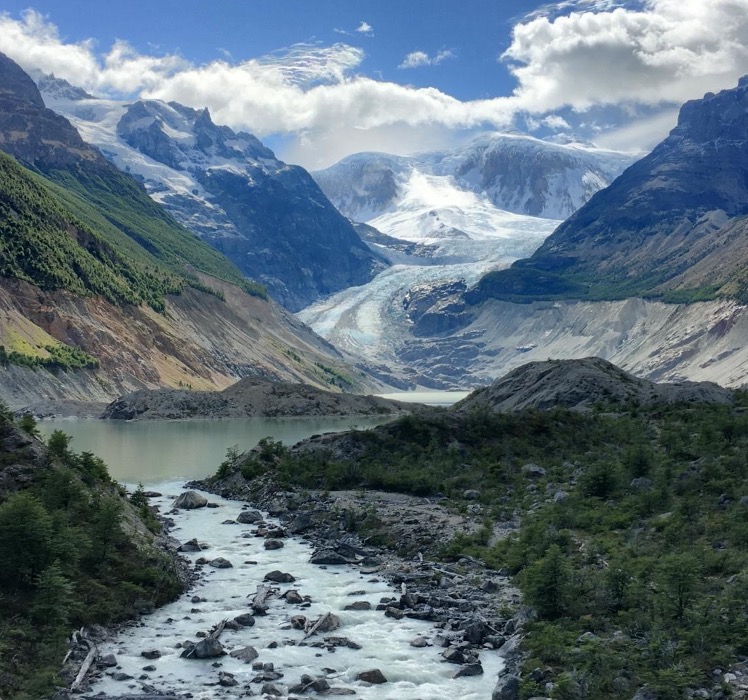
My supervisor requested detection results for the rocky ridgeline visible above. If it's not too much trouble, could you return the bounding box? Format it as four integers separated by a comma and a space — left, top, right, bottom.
455, 357, 734, 413
100, 377, 415, 421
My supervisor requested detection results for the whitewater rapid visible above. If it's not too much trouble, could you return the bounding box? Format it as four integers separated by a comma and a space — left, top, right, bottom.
89, 482, 502, 699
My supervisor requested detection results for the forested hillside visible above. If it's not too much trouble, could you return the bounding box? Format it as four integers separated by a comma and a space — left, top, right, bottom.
0, 410, 183, 699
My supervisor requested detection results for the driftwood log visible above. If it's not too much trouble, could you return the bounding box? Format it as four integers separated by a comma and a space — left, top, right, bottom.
250, 584, 275, 614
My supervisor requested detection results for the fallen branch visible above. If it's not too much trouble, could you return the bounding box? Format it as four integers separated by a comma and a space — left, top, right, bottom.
209, 618, 227, 640
70, 641, 97, 692
250, 584, 275, 614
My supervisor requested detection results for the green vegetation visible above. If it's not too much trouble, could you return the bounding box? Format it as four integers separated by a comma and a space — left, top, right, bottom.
45, 165, 267, 299
220, 396, 748, 698
0, 151, 267, 314
467, 260, 723, 306
0, 152, 180, 310
0, 343, 99, 371
0, 414, 183, 699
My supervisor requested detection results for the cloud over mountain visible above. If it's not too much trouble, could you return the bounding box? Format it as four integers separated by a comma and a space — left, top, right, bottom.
1, 1, 747, 166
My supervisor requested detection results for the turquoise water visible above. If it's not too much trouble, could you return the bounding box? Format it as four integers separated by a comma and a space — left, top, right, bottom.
37, 415, 390, 483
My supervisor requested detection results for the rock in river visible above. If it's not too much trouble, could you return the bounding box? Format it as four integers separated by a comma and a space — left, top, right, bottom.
173, 491, 208, 509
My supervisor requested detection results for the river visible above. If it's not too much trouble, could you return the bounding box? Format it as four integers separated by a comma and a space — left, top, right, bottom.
38, 394, 504, 698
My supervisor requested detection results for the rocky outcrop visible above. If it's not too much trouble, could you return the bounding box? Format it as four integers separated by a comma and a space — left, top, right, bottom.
100, 376, 415, 421
455, 357, 733, 413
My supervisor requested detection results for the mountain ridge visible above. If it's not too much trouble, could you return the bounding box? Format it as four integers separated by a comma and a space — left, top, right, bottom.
468, 77, 748, 305
0, 53, 384, 404
40, 79, 387, 311
313, 133, 633, 225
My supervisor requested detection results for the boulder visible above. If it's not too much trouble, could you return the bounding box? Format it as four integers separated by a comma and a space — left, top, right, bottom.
442, 648, 465, 664
173, 491, 208, 509
264, 539, 284, 550
306, 612, 341, 635
178, 538, 202, 552
209, 557, 233, 568
237, 509, 263, 524
140, 649, 161, 660
218, 671, 239, 686
463, 620, 487, 644
264, 570, 295, 583
344, 601, 371, 611
186, 638, 225, 659
493, 675, 520, 700
455, 663, 484, 677
261, 682, 284, 696
98, 654, 118, 667
310, 549, 354, 565
357, 669, 387, 684
229, 646, 258, 663
285, 590, 304, 604
288, 512, 313, 534
521, 463, 546, 479
234, 613, 256, 627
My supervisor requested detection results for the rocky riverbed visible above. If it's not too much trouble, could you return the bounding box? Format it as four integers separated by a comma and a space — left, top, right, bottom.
61, 478, 524, 700
190, 472, 527, 699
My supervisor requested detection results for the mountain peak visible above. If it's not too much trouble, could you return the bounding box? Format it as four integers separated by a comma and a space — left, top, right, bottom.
468, 75, 748, 305
672, 77, 748, 143
0, 52, 44, 108
35, 73, 94, 102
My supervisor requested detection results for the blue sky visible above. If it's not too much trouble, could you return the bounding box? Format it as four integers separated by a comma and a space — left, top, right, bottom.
1, 1, 747, 167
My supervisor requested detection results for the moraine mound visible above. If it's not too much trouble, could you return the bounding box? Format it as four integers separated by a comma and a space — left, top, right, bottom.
101, 377, 415, 421
454, 357, 733, 413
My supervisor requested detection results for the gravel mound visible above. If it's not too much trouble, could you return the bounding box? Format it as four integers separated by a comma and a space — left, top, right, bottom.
455, 357, 733, 413
101, 377, 414, 421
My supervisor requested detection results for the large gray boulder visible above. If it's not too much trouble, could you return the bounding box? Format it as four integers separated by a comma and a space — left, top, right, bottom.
357, 669, 387, 684
173, 491, 208, 509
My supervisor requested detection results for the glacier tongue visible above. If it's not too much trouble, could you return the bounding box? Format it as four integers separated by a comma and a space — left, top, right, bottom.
298, 214, 556, 376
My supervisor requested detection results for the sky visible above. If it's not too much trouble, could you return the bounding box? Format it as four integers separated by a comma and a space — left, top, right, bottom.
0, 0, 747, 169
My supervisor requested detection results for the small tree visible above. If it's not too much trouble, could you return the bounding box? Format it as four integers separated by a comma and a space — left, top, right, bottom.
0, 492, 54, 587
658, 552, 700, 621
525, 544, 571, 620
30, 560, 74, 630
47, 430, 72, 461
18, 412, 40, 437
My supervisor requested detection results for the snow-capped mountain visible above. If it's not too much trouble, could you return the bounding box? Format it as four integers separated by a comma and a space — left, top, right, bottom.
313, 133, 634, 227
38, 77, 385, 312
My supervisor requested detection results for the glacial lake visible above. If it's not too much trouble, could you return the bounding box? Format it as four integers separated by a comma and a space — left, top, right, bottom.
36, 391, 470, 484
36, 416, 391, 484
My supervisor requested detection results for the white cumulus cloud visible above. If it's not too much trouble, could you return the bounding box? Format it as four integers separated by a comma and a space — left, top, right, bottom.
1, 2, 748, 165
399, 49, 455, 69
503, 0, 748, 112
